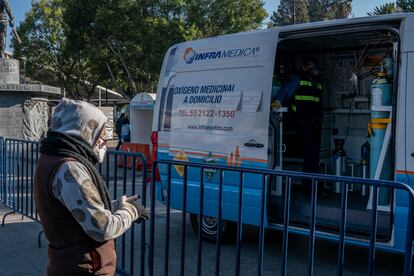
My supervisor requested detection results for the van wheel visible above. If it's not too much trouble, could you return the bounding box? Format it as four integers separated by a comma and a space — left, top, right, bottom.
189, 214, 235, 243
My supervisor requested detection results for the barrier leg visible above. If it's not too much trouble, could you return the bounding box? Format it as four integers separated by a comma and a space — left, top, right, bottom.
403, 197, 414, 275
1, 211, 15, 227
38, 230, 44, 248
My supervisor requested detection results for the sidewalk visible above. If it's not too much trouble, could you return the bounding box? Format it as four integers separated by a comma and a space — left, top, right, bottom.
0, 207, 47, 276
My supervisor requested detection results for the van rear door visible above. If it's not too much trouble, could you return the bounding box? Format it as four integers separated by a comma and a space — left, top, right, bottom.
155, 29, 278, 170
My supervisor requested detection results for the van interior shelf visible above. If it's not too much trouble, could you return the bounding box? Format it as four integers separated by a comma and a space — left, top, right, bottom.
271, 107, 288, 113
371, 106, 392, 112
330, 109, 371, 114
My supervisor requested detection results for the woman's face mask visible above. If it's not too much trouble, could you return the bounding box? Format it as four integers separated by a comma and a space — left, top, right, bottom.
93, 137, 107, 163
93, 144, 107, 163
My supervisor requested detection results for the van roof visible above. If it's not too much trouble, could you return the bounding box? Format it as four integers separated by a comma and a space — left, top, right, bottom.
274, 13, 410, 33
171, 13, 412, 47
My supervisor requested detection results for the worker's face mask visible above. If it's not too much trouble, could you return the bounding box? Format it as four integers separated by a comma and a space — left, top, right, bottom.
305, 62, 319, 76
311, 68, 319, 76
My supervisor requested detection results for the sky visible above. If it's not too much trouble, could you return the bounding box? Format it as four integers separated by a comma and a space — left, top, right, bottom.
6, 0, 399, 52
6, 0, 31, 52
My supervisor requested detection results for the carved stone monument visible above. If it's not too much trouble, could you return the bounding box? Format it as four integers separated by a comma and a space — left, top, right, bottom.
0, 1, 62, 140
0, 59, 61, 140
0, 59, 18, 83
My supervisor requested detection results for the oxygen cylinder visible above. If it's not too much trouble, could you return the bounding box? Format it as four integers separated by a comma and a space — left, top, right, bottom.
332, 138, 347, 194
360, 138, 370, 196
370, 68, 392, 205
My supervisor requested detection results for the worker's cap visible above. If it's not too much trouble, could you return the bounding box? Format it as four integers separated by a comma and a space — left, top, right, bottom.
303, 56, 318, 67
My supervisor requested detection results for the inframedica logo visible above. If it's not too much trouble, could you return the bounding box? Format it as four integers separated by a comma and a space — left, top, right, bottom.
183, 48, 196, 64
183, 46, 260, 64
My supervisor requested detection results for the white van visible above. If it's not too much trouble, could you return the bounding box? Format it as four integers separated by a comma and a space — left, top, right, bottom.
152, 14, 414, 253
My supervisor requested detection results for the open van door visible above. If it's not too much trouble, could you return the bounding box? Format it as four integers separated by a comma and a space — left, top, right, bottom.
155, 29, 279, 170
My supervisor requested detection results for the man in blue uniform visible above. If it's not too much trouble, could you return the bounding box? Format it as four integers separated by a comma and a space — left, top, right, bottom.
272, 56, 323, 181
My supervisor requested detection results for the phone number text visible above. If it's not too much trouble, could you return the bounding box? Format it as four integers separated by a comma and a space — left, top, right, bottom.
178, 109, 235, 118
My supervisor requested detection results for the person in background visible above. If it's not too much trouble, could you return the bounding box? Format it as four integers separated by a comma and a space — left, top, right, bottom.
34, 99, 149, 275
272, 56, 323, 187
120, 116, 131, 143
115, 113, 125, 150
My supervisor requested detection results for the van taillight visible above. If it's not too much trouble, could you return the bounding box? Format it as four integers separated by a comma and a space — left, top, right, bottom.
151, 131, 158, 161
151, 131, 160, 182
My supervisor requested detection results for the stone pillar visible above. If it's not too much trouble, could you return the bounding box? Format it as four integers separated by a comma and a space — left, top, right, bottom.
0, 59, 19, 84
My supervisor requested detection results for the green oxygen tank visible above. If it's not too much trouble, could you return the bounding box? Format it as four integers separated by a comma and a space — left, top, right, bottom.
370, 66, 393, 205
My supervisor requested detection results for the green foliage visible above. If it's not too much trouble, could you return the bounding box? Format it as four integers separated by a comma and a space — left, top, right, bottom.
12, 0, 102, 99
367, 3, 398, 16
396, 0, 414, 12
368, 0, 414, 16
270, 0, 353, 27
308, 0, 328, 22
13, 0, 267, 99
330, 0, 352, 19
270, 0, 309, 26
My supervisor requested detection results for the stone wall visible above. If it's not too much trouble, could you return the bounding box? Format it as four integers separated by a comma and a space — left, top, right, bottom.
0, 92, 52, 140
0, 92, 25, 139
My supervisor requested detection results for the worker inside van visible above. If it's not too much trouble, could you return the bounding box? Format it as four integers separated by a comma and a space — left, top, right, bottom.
272, 56, 323, 189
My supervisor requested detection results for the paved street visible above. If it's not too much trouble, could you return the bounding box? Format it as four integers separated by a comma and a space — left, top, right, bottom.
0, 150, 408, 275
0, 201, 405, 276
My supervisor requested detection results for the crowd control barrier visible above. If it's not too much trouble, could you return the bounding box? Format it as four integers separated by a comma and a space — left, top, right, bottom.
0, 137, 4, 205
1, 139, 40, 224
0, 138, 149, 276
148, 160, 414, 276
99, 149, 148, 276
1, 137, 414, 275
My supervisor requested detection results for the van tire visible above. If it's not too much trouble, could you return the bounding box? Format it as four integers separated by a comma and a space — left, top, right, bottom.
189, 214, 236, 243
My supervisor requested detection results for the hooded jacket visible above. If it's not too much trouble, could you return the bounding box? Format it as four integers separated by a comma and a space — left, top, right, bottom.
34, 99, 140, 275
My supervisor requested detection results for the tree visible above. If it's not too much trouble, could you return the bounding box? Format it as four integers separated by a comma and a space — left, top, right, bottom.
270, 0, 353, 27
16, 0, 267, 100
270, 0, 309, 27
187, 0, 267, 37
330, 0, 352, 19
63, 0, 267, 97
367, 0, 414, 16
367, 3, 398, 16
308, 0, 327, 22
396, 0, 414, 12
12, 0, 104, 100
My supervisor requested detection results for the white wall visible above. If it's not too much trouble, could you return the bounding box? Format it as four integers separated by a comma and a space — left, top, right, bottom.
403, 53, 414, 172
130, 109, 153, 144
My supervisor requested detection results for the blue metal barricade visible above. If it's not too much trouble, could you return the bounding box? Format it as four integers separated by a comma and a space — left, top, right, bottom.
0, 139, 149, 276
0, 136, 4, 205
1, 138, 413, 275
149, 160, 414, 276
100, 150, 148, 276
1, 139, 40, 225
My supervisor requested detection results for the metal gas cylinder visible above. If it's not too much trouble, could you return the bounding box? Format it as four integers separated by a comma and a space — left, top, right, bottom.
332, 138, 347, 194
370, 68, 393, 205
360, 138, 370, 196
